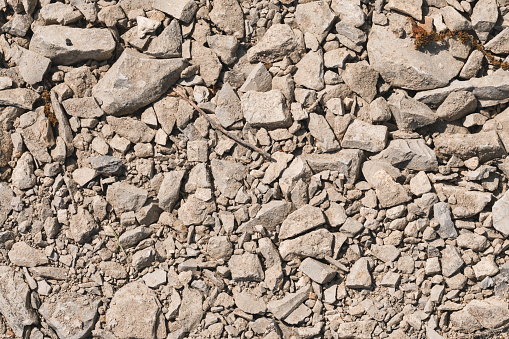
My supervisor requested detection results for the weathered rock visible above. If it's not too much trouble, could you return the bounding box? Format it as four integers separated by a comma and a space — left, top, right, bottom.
177, 194, 216, 226
346, 257, 372, 289
371, 244, 400, 263
485, 27, 509, 54
241, 90, 291, 129
207, 35, 238, 65
308, 112, 340, 152
367, 23, 463, 91
93, 49, 185, 116
88, 156, 123, 174
434, 202, 458, 240
233, 288, 266, 315
471, 0, 498, 42
152, 0, 197, 23
492, 190, 509, 236
331, 0, 365, 27
437, 185, 492, 218
158, 170, 186, 211
16, 48, 51, 85
300, 258, 336, 284
279, 228, 333, 260
341, 119, 387, 153
302, 149, 364, 185
375, 139, 438, 171
19, 110, 54, 163
106, 116, 155, 143
0, 266, 39, 337
267, 285, 311, 320
262, 152, 294, 184
146, 20, 182, 58
436, 91, 477, 121
70, 207, 99, 244
106, 182, 148, 213
247, 24, 301, 63
457, 232, 488, 252
8, 241, 48, 267
190, 44, 222, 87
211, 159, 246, 199
39, 292, 100, 339
30, 26, 115, 65
239, 63, 272, 93
229, 253, 264, 281
12, 152, 36, 190
240, 200, 293, 232
434, 131, 505, 162
0, 88, 39, 110
294, 50, 324, 91
279, 205, 326, 240
441, 6, 471, 31
295, 0, 335, 43
441, 245, 464, 277
388, 90, 437, 131
464, 297, 509, 329
342, 62, 379, 103
106, 281, 166, 339
39, 2, 83, 25
0, 183, 13, 226
386, 0, 422, 20
2, 13, 32, 37
62, 97, 104, 118
207, 236, 233, 260
209, 0, 244, 38
370, 169, 411, 208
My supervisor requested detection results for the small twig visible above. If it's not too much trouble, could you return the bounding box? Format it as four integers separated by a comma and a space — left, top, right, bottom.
172, 85, 276, 162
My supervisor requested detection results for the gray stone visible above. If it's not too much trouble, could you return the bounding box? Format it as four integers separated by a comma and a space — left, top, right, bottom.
433, 131, 505, 162
434, 202, 457, 240
119, 226, 151, 248
464, 297, 509, 329
258, 238, 284, 291
441, 6, 471, 31
177, 194, 216, 226
247, 24, 301, 63
341, 119, 387, 153
0, 128, 12, 167
375, 139, 438, 171
99, 261, 128, 279
367, 23, 463, 90
72, 167, 97, 187
30, 26, 115, 65
152, 0, 197, 23
485, 28, 509, 54
0, 266, 39, 337
64, 65, 97, 98
240, 63, 272, 92
70, 207, 99, 244
8, 241, 48, 267
12, 152, 36, 190
388, 91, 436, 130
229, 253, 264, 281
410, 171, 432, 196
267, 285, 311, 320
207, 236, 233, 260
233, 289, 266, 315
39, 292, 100, 339
370, 169, 411, 208
132, 247, 156, 270
279, 228, 333, 260
214, 82, 242, 128
295, 0, 335, 43
190, 44, 222, 87
240, 200, 293, 232
107, 116, 155, 143
371, 244, 400, 263
93, 49, 185, 115
301, 149, 364, 185
300, 257, 336, 284
262, 152, 294, 185
330, 0, 365, 27
441, 245, 464, 277
294, 50, 324, 91
342, 62, 379, 103
153, 96, 178, 135
340, 217, 364, 237
386, 0, 422, 20
158, 170, 185, 211
473, 256, 499, 280
279, 204, 325, 240
17, 48, 51, 85
0, 88, 39, 110
39, 2, 83, 24
106, 281, 165, 338
437, 185, 492, 218
19, 110, 54, 163
207, 35, 238, 65
346, 257, 372, 289
242, 90, 291, 129
324, 48, 353, 69
29, 267, 69, 280
471, 0, 498, 42
106, 182, 148, 213
211, 159, 246, 199
457, 232, 487, 251
1, 14, 32, 37
279, 157, 313, 196
459, 50, 484, 79
308, 112, 340, 152
87, 156, 123, 174
0, 183, 13, 226
62, 97, 104, 118
178, 288, 203, 332
493, 190, 509, 236
209, 0, 244, 38
146, 20, 182, 58
335, 21, 366, 52
436, 91, 477, 121
143, 269, 167, 289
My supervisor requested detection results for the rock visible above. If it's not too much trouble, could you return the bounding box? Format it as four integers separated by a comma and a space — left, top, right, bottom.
0, 128, 12, 167
346, 257, 372, 289
433, 131, 505, 162
8, 241, 48, 267
229, 253, 264, 281
119, 226, 151, 248
375, 139, 438, 171
258, 238, 284, 291
29, 267, 69, 280
106, 116, 155, 143
436, 91, 477, 121
88, 156, 123, 174
335, 320, 376, 338
39, 292, 100, 339
295, 0, 335, 43
324, 48, 353, 69
132, 247, 156, 270
441, 6, 471, 31
450, 309, 483, 333
457, 232, 487, 251
143, 270, 167, 289
177, 194, 216, 226
233, 289, 266, 315
178, 287, 203, 332
493, 191, 509, 236
190, 44, 222, 87
158, 170, 186, 211
240, 200, 293, 232
241, 90, 291, 129
279, 228, 333, 260
471, 0, 498, 42
341, 119, 388, 153
152, 0, 197, 23
434, 202, 457, 239
300, 258, 336, 284
106, 182, 148, 213
294, 50, 324, 91
342, 62, 379, 103
335, 21, 366, 52
93, 49, 185, 115
459, 49, 484, 79
388, 90, 437, 130
137, 16, 160, 38
485, 27, 509, 54
39, 2, 83, 25
62, 97, 104, 118
386, 0, 422, 20
207, 236, 233, 260
267, 285, 311, 320
70, 207, 99, 244
209, 0, 244, 38
99, 261, 128, 279
214, 82, 242, 128
207, 35, 238, 65
0, 183, 13, 226
308, 112, 340, 152
0, 266, 39, 337
464, 297, 509, 329
239, 63, 272, 92
301, 149, 363, 185
30, 26, 115, 65
279, 204, 326, 240
12, 152, 36, 190
146, 20, 182, 58
19, 110, 54, 163
17, 48, 51, 85
106, 281, 166, 339
2, 14, 32, 37
0, 88, 39, 109
371, 244, 400, 263
367, 23, 463, 90
441, 245, 464, 277
473, 256, 499, 280
72, 167, 97, 187
410, 171, 432, 196
211, 159, 246, 199
370, 169, 411, 208
437, 185, 492, 218
247, 24, 301, 63
262, 151, 294, 184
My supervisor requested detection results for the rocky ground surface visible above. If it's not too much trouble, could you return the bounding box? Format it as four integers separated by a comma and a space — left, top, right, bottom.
3, 0, 509, 338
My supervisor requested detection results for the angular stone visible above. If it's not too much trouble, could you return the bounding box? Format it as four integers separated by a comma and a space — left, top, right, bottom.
0, 127, 12, 167
70, 207, 99, 244
239, 63, 272, 93
308, 112, 340, 152
346, 257, 372, 289
39, 2, 83, 24
330, 0, 365, 28
39, 292, 100, 339
473, 256, 499, 280
229, 253, 264, 281
17, 48, 51, 85
0, 88, 39, 110
279, 205, 326, 240
106, 182, 148, 213
247, 24, 301, 63
211, 159, 246, 199
190, 44, 221, 87
8, 241, 48, 267
294, 50, 324, 91
62, 97, 104, 118
262, 152, 294, 185
30, 26, 115, 65
178, 288, 203, 332
459, 49, 484, 80
206, 35, 238, 65
301, 149, 364, 185
342, 119, 387, 153
441, 245, 464, 278
437, 185, 492, 218
386, 0, 422, 20
0, 183, 13, 226
152, 0, 197, 23
119, 226, 151, 249
441, 6, 471, 31
367, 23, 463, 91
209, 0, 244, 38
241, 90, 291, 129
158, 170, 185, 211
300, 258, 336, 284
342, 62, 379, 103
436, 91, 477, 121
88, 156, 123, 174
267, 285, 311, 320
434, 202, 457, 240
471, 0, 498, 42
371, 169, 411, 208
434, 131, 505, 162
2, 14, 32, 37
375, 139, 438, 171
146, 20, 182, 58
19, 110, 54, 163
106, 116, 155, 143
233, 289, 266, 315
295, 0, 335, 43
12, 152, 36, 190
485, 27, 509, 54
492, 190, 509, 236
371, 245, 400, 263
106, 281, 165, 338
207, 236, 233, 260
388, 90, 436, 130
177, 194, 216, 226
214, 82, 242, 128
456, 232, 487, 252
279, 228, 333, 261
0, 266, 39, 337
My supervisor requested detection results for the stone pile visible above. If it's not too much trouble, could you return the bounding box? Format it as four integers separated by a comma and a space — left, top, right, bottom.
2, 0, 509, 338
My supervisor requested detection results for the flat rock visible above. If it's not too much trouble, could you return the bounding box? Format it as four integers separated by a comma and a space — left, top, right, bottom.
12, 152, 36, 190
371, 244, 400, 263
295, 0, 335, 43
229, 253, 264, 281
17, 48, 51, 85
386, 0, 422, 20
39, 292, 100, 339
145, 20, 182, 58
441, 245, 464, 277
106, 116, 155, 143
367, 24, 463, 90
374, 139, 438, 171
177, 194, 216, 226
0, 266, 39, 337
485, 27, 509, 54
0, 127, 12, 167
388, 90, 437, 131
0, 183, 13, 226
190, 44, 221, 87
493, 190, 509, 236
87, 155, 123, 174
464, 297, 509, 329
471, 0, 498, 42
240, 200, 293, 232
294, 50, 324, 91
8, 241, 48, 267
434, 202, 458, 239
152, 0, 197, 23
346, 257, 372, 289
441, 6, 471, 31
342, 62, 379, 103
247, 24, 301, 63
70, 207, 99, 244
433, 131, 505, 162
62, 97, 104, 118
106, 281, 165, 339
241, 90, 291, 129
341, 119, 387, 153
436, 91, 477, 121
209, 0, 244, 38
93, 49, 185, 116
211, 159, 246, 199
233, 289, 266, 314
279, 228, 333, 261
279, 204, 326, 239
300, 258, 336, 284
30, 26, 115, 65
301, 149, 364, 185
215, 82, 242, 128
308, 112, 340, 152
106, 182, 148, 213
437, 185, 492, 218
0, 88, 39, 110
370, 169, 411, 208
331, 0, 365, 27
158, 170, 186, 211
19, 110, 54, 163
267, 285, 311, 320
